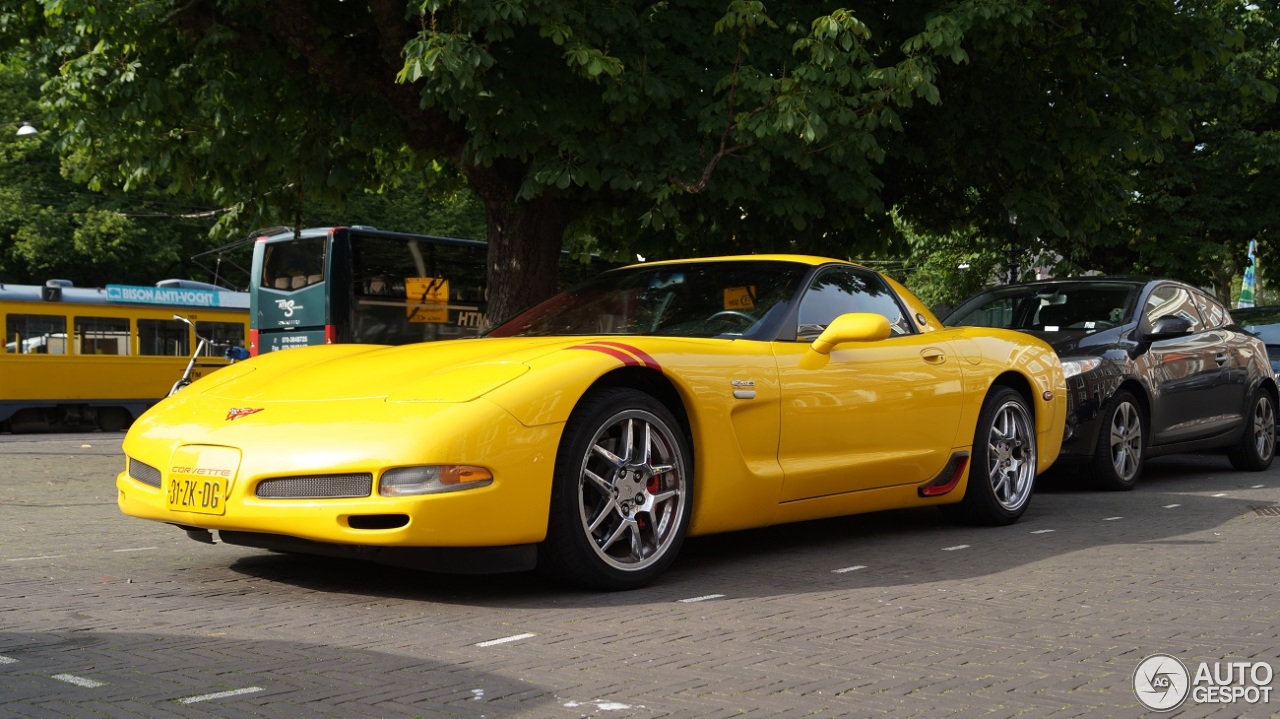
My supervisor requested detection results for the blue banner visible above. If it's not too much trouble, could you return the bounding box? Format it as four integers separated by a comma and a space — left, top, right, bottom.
1239, 240, 1258, 309
106, 284, 222, 307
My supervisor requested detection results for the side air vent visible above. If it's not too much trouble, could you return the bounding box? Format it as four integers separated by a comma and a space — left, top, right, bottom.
255, 474, 373, 499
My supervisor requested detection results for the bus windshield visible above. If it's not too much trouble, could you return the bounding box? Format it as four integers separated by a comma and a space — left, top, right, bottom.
260, 235, 327, 292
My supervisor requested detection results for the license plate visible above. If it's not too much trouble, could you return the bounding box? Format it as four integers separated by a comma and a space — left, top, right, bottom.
165, 445, 240, 515
166, 475, 228, 515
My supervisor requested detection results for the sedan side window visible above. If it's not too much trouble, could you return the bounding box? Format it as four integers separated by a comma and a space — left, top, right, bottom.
1192, 291, 1229, 330
797, 267, 913, 338
1143, 284, 1204, 332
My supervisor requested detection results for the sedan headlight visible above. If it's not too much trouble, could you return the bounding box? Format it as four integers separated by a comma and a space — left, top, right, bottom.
1060, 358, 1103, 378
379, 465, 493, 496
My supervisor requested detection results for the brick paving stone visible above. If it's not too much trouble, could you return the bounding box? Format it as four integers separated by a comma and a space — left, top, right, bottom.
4, 439, 1280, 717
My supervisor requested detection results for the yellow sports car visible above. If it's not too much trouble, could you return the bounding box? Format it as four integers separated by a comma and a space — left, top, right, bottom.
118, 256, 1065, 590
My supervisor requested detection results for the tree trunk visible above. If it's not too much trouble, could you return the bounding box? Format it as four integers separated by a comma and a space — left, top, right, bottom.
466, 162, 567, 327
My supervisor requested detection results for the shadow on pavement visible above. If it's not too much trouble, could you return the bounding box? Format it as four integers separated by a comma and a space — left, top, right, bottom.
221, 452, 1278, 608
0, 629, 549, 718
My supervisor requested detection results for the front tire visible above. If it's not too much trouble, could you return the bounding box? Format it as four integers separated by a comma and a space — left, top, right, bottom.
538, 387, 692, 590
940, 386, 1036, 525
1088, 390, 1145, 491
1227, 387, 1276, 471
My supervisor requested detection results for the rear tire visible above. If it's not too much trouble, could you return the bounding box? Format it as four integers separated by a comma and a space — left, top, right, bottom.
1088, 390, 1144, 491
1227, 387, 1275, 471
940, 386, 1036, 526
537, 387, 692, 590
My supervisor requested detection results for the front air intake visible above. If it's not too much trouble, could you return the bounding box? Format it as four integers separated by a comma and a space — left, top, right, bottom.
128, 459, 162, 488
255, 473, 373, 499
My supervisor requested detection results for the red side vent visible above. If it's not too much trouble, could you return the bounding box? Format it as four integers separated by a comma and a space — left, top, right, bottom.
918, 452, 970, 497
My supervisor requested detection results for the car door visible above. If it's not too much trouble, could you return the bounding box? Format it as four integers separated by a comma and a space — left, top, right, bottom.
1193, 289, 1251, 422
773, 266, 966, 501
1142, 283, 1235, 445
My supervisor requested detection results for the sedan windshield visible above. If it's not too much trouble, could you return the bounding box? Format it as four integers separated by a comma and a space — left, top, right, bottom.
948, 282, 1140, 332
488, 260, 810, 338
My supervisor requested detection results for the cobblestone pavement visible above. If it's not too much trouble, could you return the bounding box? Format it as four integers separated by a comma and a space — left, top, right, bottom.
1, 433, 1278, 718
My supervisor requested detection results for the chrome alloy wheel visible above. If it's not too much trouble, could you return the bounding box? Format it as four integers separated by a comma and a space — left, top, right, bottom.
1108, 400, 1143, 482
1250, 394, 1276, 461
987, 399, 1037, 511
576, 409, 688, 572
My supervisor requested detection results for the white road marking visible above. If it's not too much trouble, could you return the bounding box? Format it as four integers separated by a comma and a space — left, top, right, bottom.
1030, 529, 1056, 534
178, 686, 264, 704
52, 674, 105, 688
475, 633, 536, 647
1163, 504, 1181, 509
112, 547, 157, 553
0, 655, 16, 664
1212, 493, 1227, 498
1104, 516, 1123, 521
677, 594, 725, 603
832, 565, 867, 574
7, 555, 65, 562
942, 544, 969, 551
565, 700, 639, 711
1252, 484, 1265, 489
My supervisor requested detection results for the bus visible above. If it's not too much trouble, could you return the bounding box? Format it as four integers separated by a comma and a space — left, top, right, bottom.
250, 226, 615, 355
1, 279, 249, 432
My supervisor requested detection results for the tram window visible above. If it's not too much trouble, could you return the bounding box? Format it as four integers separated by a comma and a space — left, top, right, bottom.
197, 321, 247, 357
75, 316, 130, 355
138, 318, 189, 356
5, 314, 68, 355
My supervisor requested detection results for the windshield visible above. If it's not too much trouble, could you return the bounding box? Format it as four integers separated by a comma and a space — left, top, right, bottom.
488, 260, 810, 338
260, 235, 327, 291
948, 282, 1140, 332
1234, 308, 1280, 345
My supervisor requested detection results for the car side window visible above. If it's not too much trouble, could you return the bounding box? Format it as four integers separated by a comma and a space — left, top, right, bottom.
1143, 284, 1204, 332
796, 267, 914, 338
1192, 291, 1229, 330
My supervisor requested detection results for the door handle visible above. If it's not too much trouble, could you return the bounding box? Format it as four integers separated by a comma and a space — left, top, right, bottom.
921, 347, 946, 364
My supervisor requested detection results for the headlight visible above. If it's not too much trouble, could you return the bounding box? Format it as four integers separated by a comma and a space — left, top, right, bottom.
379, 465, 493, 496
1060, 358, 1103, 378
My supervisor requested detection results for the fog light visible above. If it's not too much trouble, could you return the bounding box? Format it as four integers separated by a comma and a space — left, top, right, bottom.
379, 465, 493, 496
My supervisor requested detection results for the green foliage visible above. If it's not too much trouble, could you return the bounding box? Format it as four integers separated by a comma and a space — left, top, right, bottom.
2, 0, 1273, 315
1107, 1, 1280, 303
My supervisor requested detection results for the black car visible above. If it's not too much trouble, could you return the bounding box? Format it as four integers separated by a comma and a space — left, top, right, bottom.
1230, 305, 1280, 374
945, 278, 1277, 489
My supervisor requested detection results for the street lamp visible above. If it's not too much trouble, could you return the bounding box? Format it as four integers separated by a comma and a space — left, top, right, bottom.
15, 122, 38, 137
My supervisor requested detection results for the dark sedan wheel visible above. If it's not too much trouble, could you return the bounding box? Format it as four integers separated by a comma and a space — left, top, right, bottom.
1089, 390, 1145, 491
940, 386, 1036, 525
539, 387, 692, 590
1227, 388, 1276, 471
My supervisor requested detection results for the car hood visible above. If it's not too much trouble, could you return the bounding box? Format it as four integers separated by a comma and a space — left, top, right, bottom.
1023, 328, 1124, 357
196, 336, 589, 403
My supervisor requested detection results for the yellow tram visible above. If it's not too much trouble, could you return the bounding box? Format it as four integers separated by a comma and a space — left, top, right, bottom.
1, 279, 248, 432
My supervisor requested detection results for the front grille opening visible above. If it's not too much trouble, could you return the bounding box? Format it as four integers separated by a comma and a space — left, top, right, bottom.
128, 458, 162, 488
256, 473, 373, 499
347, 514, 409, 530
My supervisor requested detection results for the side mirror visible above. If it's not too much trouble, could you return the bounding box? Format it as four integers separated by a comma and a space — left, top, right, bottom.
810, 313, 892, 355
1148, 315, 1193, 339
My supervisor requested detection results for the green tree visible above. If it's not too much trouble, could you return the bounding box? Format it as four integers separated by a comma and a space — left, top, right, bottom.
5, 1, 1243, 320
1114, 1, 1279, 304
0, 54, 219, 286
